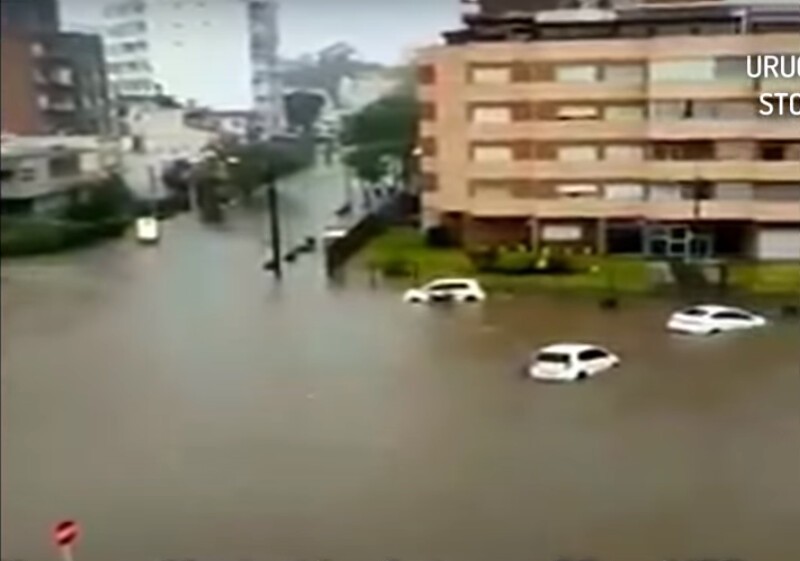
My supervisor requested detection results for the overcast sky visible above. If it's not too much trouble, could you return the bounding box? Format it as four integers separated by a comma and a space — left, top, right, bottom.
59, 0, 462, 63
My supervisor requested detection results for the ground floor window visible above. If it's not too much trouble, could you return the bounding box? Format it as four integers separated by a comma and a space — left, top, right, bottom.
606, 223, 643, 254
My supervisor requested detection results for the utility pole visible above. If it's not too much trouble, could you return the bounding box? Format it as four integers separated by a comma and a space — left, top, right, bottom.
265, 173, 282, 279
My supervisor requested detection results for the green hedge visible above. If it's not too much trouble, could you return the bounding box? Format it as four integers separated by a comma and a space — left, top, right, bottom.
1, 217, 130, 257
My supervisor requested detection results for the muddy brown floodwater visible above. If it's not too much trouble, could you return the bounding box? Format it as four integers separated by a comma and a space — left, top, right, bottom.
2, 186, 800, 561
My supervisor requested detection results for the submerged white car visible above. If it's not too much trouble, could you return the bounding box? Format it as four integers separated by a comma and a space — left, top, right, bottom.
403, 278, 486, 304
135, 216, 160, 244
667, 305, 767, 336
529, 343, 620, 382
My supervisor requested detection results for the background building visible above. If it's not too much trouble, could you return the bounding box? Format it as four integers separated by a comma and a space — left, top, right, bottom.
1, 0, 59, 33
118, 101, 218, 199
0, 135, 117, 215
417, 2, 800, 261
1, 0, 112, 136
102, 0, 281, 135
1, 31, 112, 136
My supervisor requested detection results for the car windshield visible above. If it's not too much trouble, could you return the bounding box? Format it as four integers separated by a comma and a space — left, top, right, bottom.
680, 308, 709, 316
536, 352, 571, 364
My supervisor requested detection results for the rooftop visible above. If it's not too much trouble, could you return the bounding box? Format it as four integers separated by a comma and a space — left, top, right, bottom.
443, 2, 800, 44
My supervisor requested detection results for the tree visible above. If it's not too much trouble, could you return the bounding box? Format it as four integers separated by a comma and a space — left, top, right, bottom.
341, 94, 418, 185
65, 174, 133, 222
284, 90, 326, 134
214, 139, 313, 205
281, 43, 384, 108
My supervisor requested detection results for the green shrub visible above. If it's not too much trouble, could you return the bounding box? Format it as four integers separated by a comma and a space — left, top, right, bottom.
367, 252, 414, 278
468, 245, 497, 271
65, 175, 133, 223
380, 255, 414, 277
492, 250, 537, 275
1, 217, 130, 257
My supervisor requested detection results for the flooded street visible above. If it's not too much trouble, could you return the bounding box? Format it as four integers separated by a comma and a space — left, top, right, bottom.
2, 167, 800, 561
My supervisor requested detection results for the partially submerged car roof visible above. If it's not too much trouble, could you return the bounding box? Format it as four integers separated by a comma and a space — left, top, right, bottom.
537, 343, 599, 355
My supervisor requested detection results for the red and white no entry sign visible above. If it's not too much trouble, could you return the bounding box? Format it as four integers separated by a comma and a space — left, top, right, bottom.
53, 520, 80, 547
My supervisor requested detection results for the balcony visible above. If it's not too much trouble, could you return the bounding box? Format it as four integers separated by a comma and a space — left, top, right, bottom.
702, 201, 800, 222
647, 119, 800, 141
469, 120, 647, 141
466, 195, 800, 223
648, 81, 755, 101
465, 82, 645, 103
467, 160, 800, 183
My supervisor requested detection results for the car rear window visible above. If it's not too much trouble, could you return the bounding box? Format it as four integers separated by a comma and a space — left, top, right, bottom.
537, 352, 571, 364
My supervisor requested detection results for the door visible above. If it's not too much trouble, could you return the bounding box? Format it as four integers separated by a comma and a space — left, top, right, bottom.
689, 234, 712, 261
712, 311, 753, 331
578, 349, 610, 375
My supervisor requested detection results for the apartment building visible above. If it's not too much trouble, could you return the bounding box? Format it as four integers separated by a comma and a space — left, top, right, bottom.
1, 0, 112, 135
1, 0, 59, 32
0, 138, 113, 215
417, 2, 800, 261
102, 0, 281, 135
1, 32, 113, 135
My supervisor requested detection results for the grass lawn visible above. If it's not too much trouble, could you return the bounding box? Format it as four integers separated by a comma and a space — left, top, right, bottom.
728, 262, 800, 296
361, 227, 654, 294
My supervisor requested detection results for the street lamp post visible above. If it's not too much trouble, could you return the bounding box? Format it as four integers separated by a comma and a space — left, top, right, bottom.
264, 172, 283, 280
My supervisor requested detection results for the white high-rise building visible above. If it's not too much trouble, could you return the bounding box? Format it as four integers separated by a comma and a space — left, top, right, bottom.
102, 0, 281, 133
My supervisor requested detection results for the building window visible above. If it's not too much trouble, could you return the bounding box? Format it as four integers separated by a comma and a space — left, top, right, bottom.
17, 168, 37, 182
470, 105, 512, 124
417, 65, 435, 85
471, 145, 513, 162
714, 182, 753, 200
556, 145, 599, 162
714, 56, 748, 81
605, 183, 644, 201
420, 102, 435, 121
753, 184, 800, 201
681, 182, 714, 201
420, 138, 436, 157
541, 224, 583, 241
510, 62, 531, 82
649, 184, 682, 201
554, 64, 598, 83
650, 100, 714, 120
468, 179, 531, 197
759, 143, 787, 161
603, 63, 645, 84
604, 105, 645, 121
604, 145, 644, 161
52, 67, 74, 85
421, 173, 438, 192
652, 141, 714, 161
556, 105, 599, 120
555, 184, 599, 198
650, 59, 714, 82
469, 65, 512, 85
48, 156, 80, 178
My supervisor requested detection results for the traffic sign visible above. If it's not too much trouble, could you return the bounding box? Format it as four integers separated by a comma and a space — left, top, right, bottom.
53, 520, 79, 547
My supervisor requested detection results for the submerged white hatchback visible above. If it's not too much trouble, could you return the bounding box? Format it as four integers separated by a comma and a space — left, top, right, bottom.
403, 278, 486, 304
529, 343, 620, 382
666, 305, 767, 336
